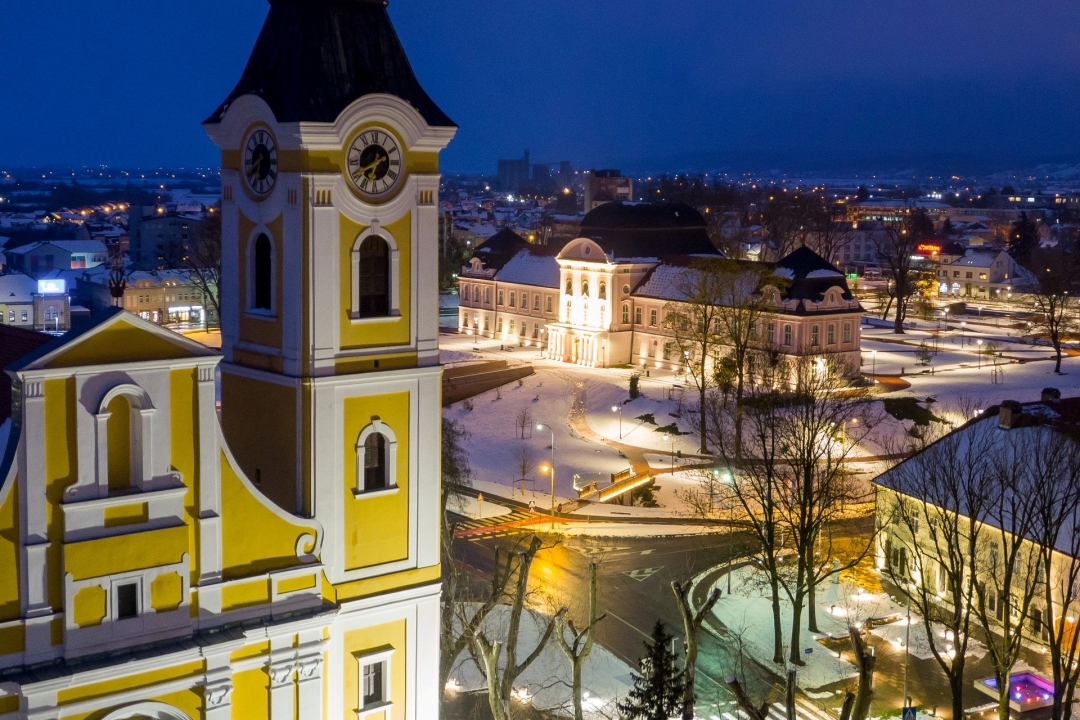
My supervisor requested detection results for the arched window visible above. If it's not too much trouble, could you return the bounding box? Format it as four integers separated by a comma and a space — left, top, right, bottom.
363, 433, 388, 492
358, 236, 390, 318
106, 394, 134, 494
96, 385, 154, 497
599, 282, 607, 300
622, 304, 630, 324
565, 279, 573, 296
474, 286, 480, 302
581, 280, 590, 297
253, 234, 273, 311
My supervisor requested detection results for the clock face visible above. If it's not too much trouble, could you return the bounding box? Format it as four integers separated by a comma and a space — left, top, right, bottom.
347, 129, 402, 197
243, 128, 278, 196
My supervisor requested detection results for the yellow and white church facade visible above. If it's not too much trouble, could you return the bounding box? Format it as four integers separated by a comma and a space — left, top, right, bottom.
0, 0, 453, 717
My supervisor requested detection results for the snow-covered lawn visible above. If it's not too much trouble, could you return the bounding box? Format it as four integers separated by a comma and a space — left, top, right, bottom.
446, 604, 635, 719
710, 565, 985, 690
447, 491, 511, 520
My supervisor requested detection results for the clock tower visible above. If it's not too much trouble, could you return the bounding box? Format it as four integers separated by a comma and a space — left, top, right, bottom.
205, 0, 454, 715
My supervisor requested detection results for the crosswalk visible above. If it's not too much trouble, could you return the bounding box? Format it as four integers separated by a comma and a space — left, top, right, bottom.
452, 511, 541, 539
712, 698, 835, 720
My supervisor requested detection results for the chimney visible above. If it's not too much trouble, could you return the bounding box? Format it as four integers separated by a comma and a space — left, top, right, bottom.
1042, 387, 1062, 404
998, 400, 1023, 430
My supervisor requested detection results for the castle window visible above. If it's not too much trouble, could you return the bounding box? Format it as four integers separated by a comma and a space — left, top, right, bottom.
843, 323, 851, 343
545, 296, 552, 313
622, 304, 630, 324
533, 294, 540, 311
565, 279, 573, 296
811, 325, 820, 347
473, 286, 480, 303
253, 233, 273, 311
497, 290, 504, 306
783, 324, 792, 345
635, 307, 642, 325
484, 287, 491, 304
827, 324, 836, 345
599, 282, 607, 300
357, 236, 391, 318
509, 291, 516, 308
650, 309, 657, 327
355, 419, 398, 496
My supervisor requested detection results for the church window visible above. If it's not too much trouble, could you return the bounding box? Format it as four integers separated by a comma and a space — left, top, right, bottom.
253, 233, 273, 311
783, 324, 792, 345
116, 582, 139, 620
827, 324, 836, 345
622, 304, 630, 324
357, 236, 391, 318
599, 282, 607, 300
635, 307, 642, 325
360, 657, 389, 709
509, 291, 516, 308
363, 434, 388, 492
355, 419, 400, 496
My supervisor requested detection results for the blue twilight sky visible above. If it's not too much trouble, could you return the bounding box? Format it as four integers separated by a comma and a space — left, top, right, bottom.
2, 0, 1080, 174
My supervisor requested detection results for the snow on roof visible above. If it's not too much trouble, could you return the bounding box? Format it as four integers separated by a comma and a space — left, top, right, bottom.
495, 250, 561, 288
0, 273, 37, 302
949, 251, 998, 267
806, 268, 844, 279
5, 240, 108, 255
632, 264, 692, 301
772, 267, 795, 279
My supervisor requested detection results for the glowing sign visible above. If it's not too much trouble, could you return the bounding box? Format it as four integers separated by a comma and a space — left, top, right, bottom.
37, 279, 67, 295
916, 243, 941, 256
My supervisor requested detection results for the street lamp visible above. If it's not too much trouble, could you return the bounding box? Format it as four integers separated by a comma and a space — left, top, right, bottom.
536, 423, 556, 528
871, 349, 877, 383
663, 432, 675, 471
713, 468, 735, 593
977, 339, 983, 368
611, 404, 623, 439
960, 321, 966, 348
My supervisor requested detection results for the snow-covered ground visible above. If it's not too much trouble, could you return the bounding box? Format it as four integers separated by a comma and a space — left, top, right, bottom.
447, 491, 510, 520
710, 565, 985, 690
446, 604, 635, 719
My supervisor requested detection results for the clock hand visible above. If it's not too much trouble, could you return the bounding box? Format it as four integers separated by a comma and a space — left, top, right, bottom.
247, 156, 263, 180
363, 155, 388, 181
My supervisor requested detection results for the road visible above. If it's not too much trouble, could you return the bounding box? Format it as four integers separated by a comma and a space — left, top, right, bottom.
455, 529, 784, 718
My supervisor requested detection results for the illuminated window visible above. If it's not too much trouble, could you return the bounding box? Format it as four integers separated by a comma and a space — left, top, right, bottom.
622, 304, 630, 324
545, 296, 552, 313
497, 290, 504, 306
635, 307, 642, 325
650, 309, 657, 327
827, 324, 835, 345
565, 279, 573, 295
533, 294, 540, 311
509, 291, 516, 308
811, 326, 820, 346
599, 282, 607, 300
484, 287, 491, 304
783, 325, 792, 345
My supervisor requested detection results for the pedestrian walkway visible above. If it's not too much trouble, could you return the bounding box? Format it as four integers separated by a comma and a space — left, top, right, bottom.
452, 510, 555, 540
713, 697, 835, 720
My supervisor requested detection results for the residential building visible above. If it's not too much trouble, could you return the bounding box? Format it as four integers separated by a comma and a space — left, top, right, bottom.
0, 0, 451, 717
496, 149, 530, 191
584, 169, 633, 211
128, 209, 204, 270
460, 202, 864, 374
3, 239, 108, 278
935, 248, 1036, 299
0, 272, 71, 331
74, 266, 217, 327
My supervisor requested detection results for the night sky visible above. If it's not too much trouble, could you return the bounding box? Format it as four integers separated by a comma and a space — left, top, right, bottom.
2, 0, 1079, 173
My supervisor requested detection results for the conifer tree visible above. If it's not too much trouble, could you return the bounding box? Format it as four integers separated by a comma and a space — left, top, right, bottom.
618, 620, 684, 720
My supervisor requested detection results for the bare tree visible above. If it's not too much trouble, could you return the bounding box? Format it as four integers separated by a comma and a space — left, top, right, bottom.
879, 405, 996, 720
514, 442, 535, 491
556, 562, 605, 720
515, 406, 533, 439
671, 580, 722, 720
471, 535, 565, 720
874, 210, 933, 334
706, 354, 873, 665
159, 211, 222, 328
1029, 247, 1078, 374
845, 626, 876, 720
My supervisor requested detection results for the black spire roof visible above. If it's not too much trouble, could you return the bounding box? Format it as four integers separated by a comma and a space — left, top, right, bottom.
579, 202, 719, 259
205, 0, 455, 127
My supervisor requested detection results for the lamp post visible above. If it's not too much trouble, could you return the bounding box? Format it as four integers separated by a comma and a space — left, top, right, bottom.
536, 423, 556, 528
871, 349, 877, 383
611, 404, 623, 439
960, 321, 966, 348
602, 337, 608, 368
714, 468, 734, 593
663, 432, 675, 471
977, 339, 983, 368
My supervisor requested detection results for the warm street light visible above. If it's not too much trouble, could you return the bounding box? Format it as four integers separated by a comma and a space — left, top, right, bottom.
960, 321, 966, 348
871, 349, 877, 383
977, 339, 983, 368
713, 468, 735, 593
536, 423, 556, 527
611, 404, 623, 439
663, 432, 675, 470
